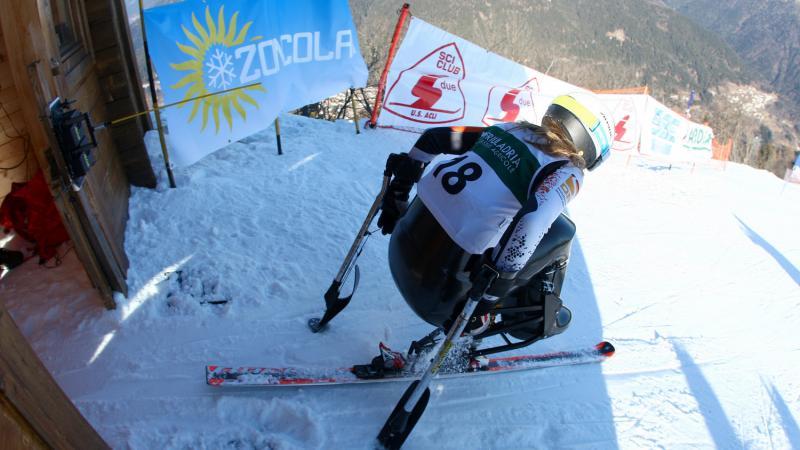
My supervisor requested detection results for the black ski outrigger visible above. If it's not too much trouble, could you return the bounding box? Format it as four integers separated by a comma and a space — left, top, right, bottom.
308, 154, 405, 332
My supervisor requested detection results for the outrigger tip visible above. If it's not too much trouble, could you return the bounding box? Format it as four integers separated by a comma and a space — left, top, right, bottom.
308, 317, 325, 333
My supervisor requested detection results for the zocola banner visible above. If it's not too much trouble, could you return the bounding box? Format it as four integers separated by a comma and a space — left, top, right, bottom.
377, 18, 585, 130
144, 0, 367, 166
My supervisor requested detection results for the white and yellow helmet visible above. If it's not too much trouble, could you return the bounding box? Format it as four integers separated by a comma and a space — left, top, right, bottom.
544, 92, 614, 171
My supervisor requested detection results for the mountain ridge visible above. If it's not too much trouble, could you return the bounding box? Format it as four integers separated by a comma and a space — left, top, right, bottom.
665, 0, 800, 112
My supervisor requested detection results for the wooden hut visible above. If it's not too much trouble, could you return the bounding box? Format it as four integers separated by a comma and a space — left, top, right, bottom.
1, 0, 157, 447
1, 0, 157, 307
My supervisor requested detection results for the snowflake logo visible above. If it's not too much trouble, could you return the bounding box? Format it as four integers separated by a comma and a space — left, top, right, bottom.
170, 6, 266, 132
205, 48, 236, 90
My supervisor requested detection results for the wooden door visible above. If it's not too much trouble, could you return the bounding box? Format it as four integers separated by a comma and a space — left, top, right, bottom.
47, 0, 132, 297
0, 0, 145, 307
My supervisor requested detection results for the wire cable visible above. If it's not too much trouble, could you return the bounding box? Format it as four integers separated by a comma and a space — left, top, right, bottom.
0, 100, 31, 171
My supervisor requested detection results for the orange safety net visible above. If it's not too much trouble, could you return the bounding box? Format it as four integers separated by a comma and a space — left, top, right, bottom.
592, 86, 649, 95
711, 138, 732, 161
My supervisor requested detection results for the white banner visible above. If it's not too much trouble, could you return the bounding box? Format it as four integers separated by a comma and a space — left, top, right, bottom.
598, 94, 648, 153
639, 96, 713, 159
377, 18, 585, 130
681, 120, 714, 158
378, 17, 714, 161
786, 166, 800, 184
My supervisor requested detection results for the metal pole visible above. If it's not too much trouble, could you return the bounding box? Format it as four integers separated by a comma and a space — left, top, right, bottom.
274, 118, 283, 156
404, 296, 479, 409
359, 88, 373, 116
350, 88, 360, 135
138, 0, 176, 188
367, 3, 411, 129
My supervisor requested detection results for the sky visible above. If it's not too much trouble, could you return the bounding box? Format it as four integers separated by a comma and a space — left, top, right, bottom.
2, 113, 799, 449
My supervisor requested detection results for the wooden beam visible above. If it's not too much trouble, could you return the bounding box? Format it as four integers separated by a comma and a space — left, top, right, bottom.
73, 186, 129, 295
0, 304, 109, 450
1, 394, 48, 449
88, 0, 156, 188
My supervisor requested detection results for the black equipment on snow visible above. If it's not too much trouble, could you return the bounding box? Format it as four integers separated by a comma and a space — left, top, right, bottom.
0, 249, 24, 270
309, 154, 412, 332
49, 98, 98, 187
377, 262, 499, 449
378, 189, 579, 448
312, 152, 590, 447
389, 198, 576, 355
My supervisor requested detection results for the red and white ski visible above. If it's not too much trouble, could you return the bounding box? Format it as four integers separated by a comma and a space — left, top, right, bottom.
206, 341, 615, 387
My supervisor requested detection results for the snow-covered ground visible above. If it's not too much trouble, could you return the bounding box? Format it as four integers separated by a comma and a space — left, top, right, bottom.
3, 113, 800, 449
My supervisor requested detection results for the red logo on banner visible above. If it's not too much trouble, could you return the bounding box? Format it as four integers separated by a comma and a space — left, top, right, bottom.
384, 43, 466, 124
481, 78, 540, 126
615, 115, 630, 142
608, 97, 639, 151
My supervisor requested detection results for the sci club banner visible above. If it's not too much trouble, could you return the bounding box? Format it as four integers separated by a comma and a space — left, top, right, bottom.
144, 0, 367, 166
597, 94, 649, 153
377, 17, 585, 131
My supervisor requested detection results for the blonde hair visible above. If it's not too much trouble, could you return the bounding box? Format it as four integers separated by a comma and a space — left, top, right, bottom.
514, 117, 586, 170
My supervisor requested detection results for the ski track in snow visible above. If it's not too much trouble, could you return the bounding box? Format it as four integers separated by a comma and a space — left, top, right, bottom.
2, 113, 800, 449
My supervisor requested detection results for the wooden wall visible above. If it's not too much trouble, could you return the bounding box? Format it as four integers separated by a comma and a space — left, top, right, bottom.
61, 0, 159, 290
49, 38, 130, 278
0, 21, 39, 198
1, 303, 109, 449
1, 396, 48, 450
0, 0, 161, 301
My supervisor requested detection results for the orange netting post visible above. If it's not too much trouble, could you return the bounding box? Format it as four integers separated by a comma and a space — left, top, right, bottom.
367, 3, 411, 129
712, 138, 732, 170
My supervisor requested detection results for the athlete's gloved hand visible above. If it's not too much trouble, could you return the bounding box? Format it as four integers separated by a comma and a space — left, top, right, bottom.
377, 189, 407, 235
377, 153, 425, 235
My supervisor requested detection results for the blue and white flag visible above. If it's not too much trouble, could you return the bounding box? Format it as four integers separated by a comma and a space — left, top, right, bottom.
144, 0, 367, 166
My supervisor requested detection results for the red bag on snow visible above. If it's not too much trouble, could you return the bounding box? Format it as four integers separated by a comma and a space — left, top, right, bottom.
0, 170, 70, 262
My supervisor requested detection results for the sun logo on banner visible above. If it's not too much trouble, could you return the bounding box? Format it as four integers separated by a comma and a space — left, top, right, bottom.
170, 6, 266, 133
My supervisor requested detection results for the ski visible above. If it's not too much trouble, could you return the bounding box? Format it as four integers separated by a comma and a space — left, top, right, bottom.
206, 341, 614, 387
